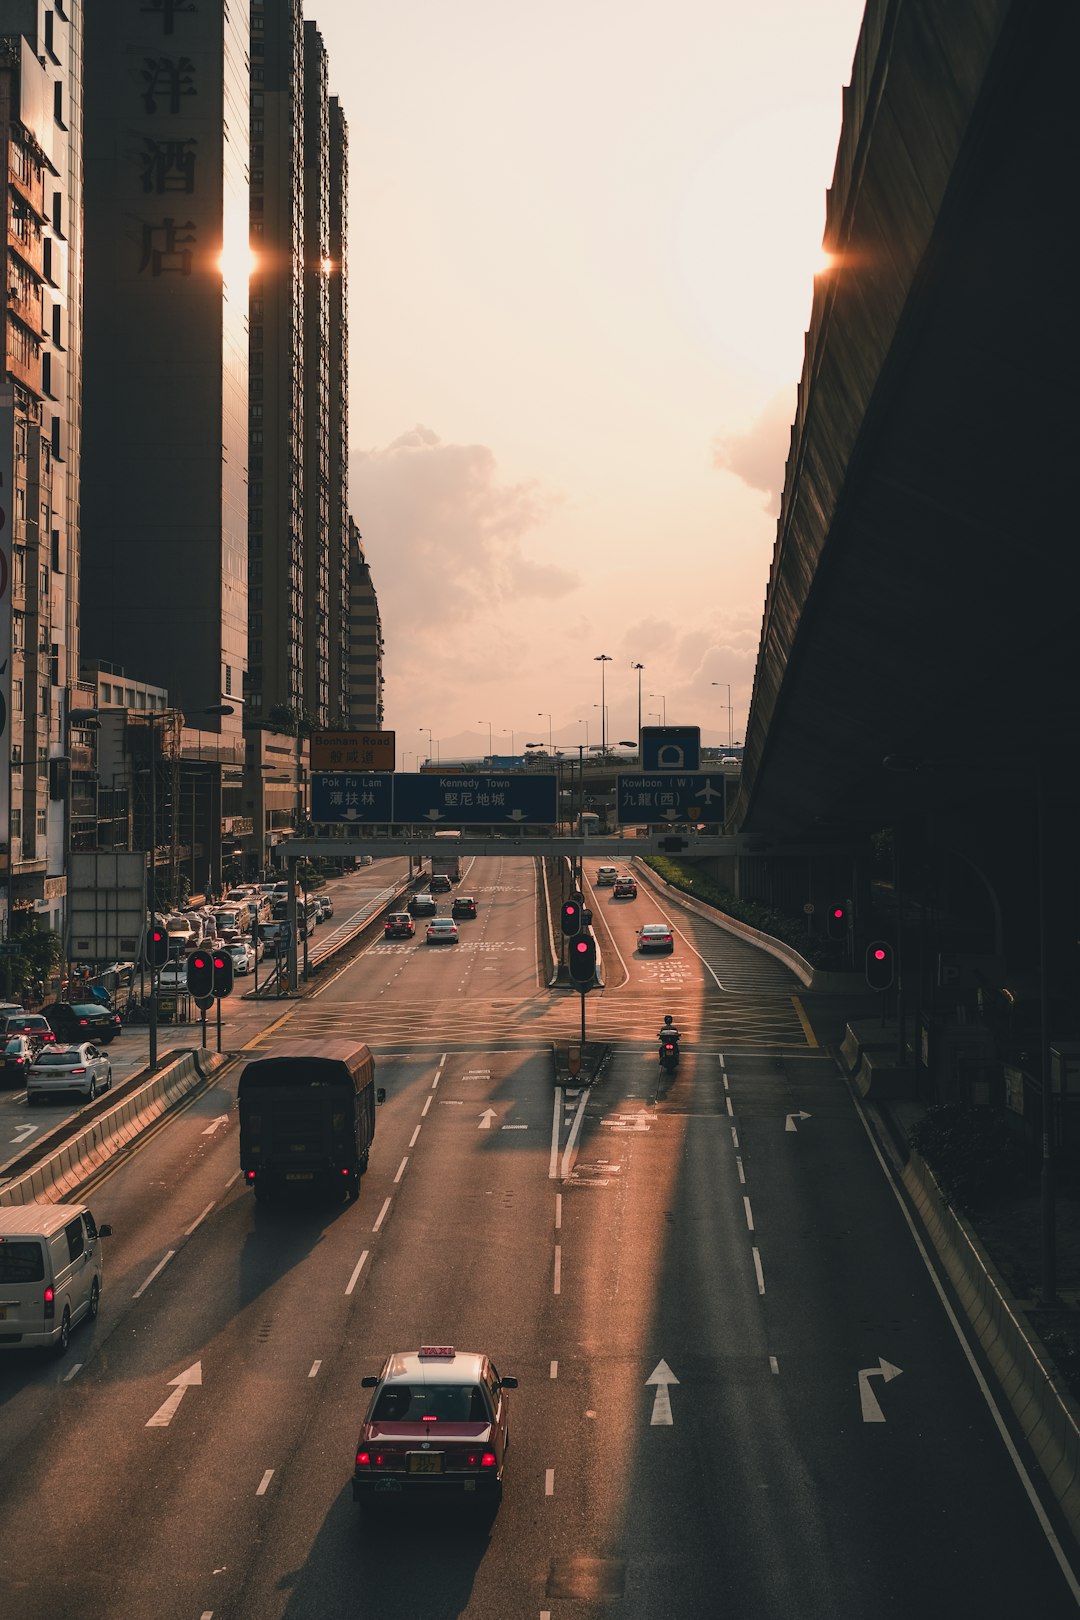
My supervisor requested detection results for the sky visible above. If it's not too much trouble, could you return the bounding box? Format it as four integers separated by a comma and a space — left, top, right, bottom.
303, 0, 867, 766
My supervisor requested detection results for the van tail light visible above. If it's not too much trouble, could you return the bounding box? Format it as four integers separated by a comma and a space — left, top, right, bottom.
355, 1451, 371, 1467
481, 1452, 496, 1469
44, 1286, 55, 1320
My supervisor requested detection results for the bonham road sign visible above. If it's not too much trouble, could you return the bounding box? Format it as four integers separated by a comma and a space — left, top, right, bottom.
310, 730, 396, 772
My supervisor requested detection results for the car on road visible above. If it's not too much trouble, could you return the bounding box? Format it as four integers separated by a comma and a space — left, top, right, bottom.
384, 913, 416, 939
451, 896, 477, 920
315, 894, 335, 920
353, 1345, 518, 1507
226, 941, 254, 974
27, 1043, 113, 1104
41, 1001, 123, 1045
612, 876, 638, 899
2, 1014, 57, 1057
637, 923, 674, 953
407, 892, 438, 917
595, 866, 619, 886
1, 1034, 36, 1088
426, 918, 460, 945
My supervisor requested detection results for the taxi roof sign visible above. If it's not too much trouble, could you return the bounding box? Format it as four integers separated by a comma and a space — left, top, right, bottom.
310, 730, 395, 772
418, 1345, 456, 1358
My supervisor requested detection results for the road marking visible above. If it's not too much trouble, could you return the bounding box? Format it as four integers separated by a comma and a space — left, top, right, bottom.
394, 1156, 408, 1182
345, 1251, 370, 1295
785, 1110, 811, 1132
743, 1196, 755, 1232
550, 1361, 558, 1379
549, 1087, 563, 1179
479, 1108, 496, 1130
736, 1156, 746, 1184
725, 1095, 734, 1116
133, 1249, 176, 1299
731, 1126, 740, 1149
545, 1469, 555, 1496
554, 1193, 562, 1230
559, 1088, 590, 1180
752, 1246, 765, 1294
63, 1362, 82, 1382
146, 1361, 202, 1427
791, 995, 819, 1047
646, 1359, 679, 1425
201, 1115, 229, 1136
256, 1469, 274, 1496
11, 1124, 38, 1144
553, 1245, 561, 1294
372, 1198, 391, 1232
409, 1125, 421, 1147
185, 1201, 216, 1237
859, 1357, 902, 1422
502, 1123, 528, 1130
225, 1168, 243, 1188
770, 1355, 779, 1374
309, 1361, 321, 1378
421, 1095, 432, 1116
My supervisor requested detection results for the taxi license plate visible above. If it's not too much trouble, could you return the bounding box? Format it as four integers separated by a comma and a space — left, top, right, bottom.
285, 1172, 313, 1181
408, 1453, 443, 1474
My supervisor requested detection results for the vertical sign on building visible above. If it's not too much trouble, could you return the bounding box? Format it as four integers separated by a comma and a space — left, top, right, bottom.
0, 384, 13, 851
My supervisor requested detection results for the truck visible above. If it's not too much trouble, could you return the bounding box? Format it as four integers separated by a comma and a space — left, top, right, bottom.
238, 1039, 383, 1203
429, 828, 463, 883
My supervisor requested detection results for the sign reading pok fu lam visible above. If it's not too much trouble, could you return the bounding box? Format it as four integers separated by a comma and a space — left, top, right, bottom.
310, 730, 396, 773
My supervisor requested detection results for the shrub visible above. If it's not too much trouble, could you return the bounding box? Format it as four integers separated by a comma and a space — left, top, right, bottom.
908, 1103, 1024, 1209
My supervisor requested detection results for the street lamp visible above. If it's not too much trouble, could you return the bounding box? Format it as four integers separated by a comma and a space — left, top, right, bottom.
502, 728, 515, 757
537, 713, 553, 753
593, 705, 609, 752
594, 654, 612, 753
420, 726, 433, 766
631, 662, 644, 743
478, 720, 492, 761
711, 682, 733, 750
649, 693, 667, 726
578, 718, 589, 751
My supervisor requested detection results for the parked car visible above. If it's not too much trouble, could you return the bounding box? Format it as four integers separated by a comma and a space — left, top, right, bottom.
40, 1002, 123, 1044
27, 1043, 113, 1104
451, 895, 478, 919
315, 894, 334, 920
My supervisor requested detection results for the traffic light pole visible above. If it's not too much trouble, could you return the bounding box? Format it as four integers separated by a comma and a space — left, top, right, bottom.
580, 988, 586, 1044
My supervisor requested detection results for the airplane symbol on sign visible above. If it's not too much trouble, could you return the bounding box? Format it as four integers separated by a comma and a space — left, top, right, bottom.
694, 779, 723, 804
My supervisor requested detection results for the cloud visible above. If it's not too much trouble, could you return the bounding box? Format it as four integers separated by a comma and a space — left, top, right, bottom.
351, 427, 575, 631
711, 386, 796, 516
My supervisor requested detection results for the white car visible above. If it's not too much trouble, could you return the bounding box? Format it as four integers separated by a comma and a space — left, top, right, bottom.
227, 941, 253, 974
595, 866, 619, 886
28, 1043, 113, 1104
157, 961, 190, 990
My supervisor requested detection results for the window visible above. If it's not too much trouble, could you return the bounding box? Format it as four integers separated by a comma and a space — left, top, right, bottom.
13, 679, 24, 714
10, 809, 21, 839
36, 808, 47, 836
65, 1218, 85, 1264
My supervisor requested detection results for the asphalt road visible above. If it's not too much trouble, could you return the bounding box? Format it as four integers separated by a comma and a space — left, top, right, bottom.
0, 856, 1077, 1619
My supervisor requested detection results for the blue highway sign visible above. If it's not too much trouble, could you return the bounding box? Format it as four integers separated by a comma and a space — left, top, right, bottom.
617, 773, 727, 823
311, 772, 393, 823
393, 773, 557, 825
640, 726, 701, 770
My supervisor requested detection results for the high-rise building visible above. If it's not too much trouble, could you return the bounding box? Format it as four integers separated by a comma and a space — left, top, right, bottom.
0, 2, 84, 936
301, 19, 330, 727
81, 0, 249, 740
246, 0, 305, 727
326, 94, 349, 725
347, 520, 383, 730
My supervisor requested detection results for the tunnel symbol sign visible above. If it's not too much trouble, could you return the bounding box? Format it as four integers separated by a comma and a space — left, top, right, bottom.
641, 727, 701, 771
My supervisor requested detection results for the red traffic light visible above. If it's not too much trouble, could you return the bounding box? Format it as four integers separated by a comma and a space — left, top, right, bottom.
186, 952, 215, 998
568, 932, 597, 986
864, 940, 894, 991
147, 927, 170, 969
561, 899, 582, 937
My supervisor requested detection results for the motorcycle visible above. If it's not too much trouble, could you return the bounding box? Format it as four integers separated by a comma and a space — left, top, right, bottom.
658, 1038, 680, 1073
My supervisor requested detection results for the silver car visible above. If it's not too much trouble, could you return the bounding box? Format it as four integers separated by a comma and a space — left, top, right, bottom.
27, 1043, 113, 1104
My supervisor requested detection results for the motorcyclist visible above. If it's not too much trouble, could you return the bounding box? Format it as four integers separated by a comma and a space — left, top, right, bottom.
657, 1013, 681, 1045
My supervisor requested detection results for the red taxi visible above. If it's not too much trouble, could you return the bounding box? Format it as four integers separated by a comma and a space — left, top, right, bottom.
353, 1345, 518, 1507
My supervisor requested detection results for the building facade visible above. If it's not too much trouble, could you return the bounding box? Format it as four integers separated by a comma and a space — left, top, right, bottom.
81, 0, 249, 742
0, 2, 84, 937
326, 94, 349, 724
301, 20, 330, 727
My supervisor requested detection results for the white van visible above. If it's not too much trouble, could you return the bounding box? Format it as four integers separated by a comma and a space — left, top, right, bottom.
0, 1203, 112, 1354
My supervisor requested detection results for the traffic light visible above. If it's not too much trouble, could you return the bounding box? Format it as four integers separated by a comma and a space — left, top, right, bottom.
186, 952, 214, 999
827, 903, 848, 942
561, 898, 582, 937
146, 926, 170, 970
865, 941, 895, 991
213, 952, 235, 998
568, 933, 597, 986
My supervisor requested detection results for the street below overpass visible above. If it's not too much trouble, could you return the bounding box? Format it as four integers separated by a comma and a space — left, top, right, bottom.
0, 856, 1077, 1619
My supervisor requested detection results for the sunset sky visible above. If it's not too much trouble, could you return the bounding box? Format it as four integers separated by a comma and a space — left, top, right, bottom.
303, 0, 867, 765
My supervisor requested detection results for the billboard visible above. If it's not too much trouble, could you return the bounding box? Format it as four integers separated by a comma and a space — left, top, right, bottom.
67, 852, 148, 963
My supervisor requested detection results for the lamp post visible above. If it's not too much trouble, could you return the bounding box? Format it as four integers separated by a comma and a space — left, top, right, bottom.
711, 682, 733, 749
593, 705, 610, 752
594, 654, 612, 754
478, 720, 492, 762
420, 726, 433, 766
631, 662, 644, 745
649, 693, 667, 726
502, 728, 515, 758
578, 718, 589, 751
537, 713, 552, 753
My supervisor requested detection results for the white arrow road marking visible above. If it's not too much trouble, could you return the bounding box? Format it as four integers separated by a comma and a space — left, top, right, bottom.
478, 1108, 497, 1129
785, 1111, 811, 1132
646, 1359, 680, 1426
146, 1361, 203, 1428
11, 1124, 38, 1144
201, 1115, 229, 1136
859, 1357, 902, 1422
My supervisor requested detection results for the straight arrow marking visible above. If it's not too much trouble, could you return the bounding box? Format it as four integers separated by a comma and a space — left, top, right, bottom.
146, 1361, 203, 1428
645, 1359, 679, 1426
478, 1108, 496, 1129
